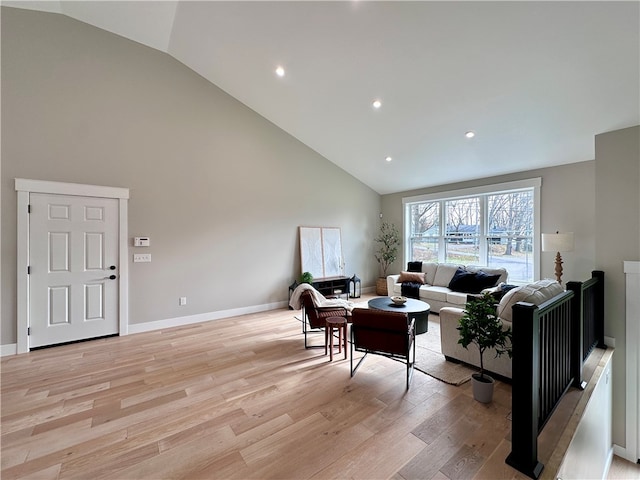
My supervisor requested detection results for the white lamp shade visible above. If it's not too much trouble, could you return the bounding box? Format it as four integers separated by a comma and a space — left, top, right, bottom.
541, 232, 574, 252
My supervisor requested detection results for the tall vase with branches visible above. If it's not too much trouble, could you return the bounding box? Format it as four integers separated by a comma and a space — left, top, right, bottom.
374, 223, 400, 294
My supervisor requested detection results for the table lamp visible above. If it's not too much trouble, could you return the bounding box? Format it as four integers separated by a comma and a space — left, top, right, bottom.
541, 231, 574, 284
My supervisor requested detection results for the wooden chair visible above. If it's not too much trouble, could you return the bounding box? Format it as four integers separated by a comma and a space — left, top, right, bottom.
300, 290, 348, 349
350, 307, 416, 389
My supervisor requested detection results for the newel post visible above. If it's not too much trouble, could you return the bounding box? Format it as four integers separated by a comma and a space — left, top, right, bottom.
506, 301, 544, 479
566, 280, 585, 389
592, 270, 606, 348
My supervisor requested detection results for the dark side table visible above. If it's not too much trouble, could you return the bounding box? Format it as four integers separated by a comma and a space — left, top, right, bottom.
367, 297, 431, 334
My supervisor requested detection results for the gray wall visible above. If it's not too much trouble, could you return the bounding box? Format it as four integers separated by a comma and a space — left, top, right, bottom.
0, 7, 381, 343
380, 160, 597, 283
595, 125, 640, 448
3, 3, 639, 453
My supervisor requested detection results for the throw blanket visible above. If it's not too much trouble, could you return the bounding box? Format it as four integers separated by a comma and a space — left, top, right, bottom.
401, 282, 421, 299
401, 261, 423, 298
288, 283, 355, 311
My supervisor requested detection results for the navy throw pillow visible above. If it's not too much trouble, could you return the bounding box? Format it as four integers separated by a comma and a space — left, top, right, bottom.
473, 271, 502, 292
407, 261, 422, 273
449, 268, 501, 294
448, 268, 477, 292
492, 283, 519, 301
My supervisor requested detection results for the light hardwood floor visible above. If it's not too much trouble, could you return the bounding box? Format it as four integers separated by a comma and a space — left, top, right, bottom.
0, 296, 627, 480
608, 456, 640, 480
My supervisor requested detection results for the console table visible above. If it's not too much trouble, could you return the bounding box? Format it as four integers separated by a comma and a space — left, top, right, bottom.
312, 276, 350, 298
288, 276, 350, 308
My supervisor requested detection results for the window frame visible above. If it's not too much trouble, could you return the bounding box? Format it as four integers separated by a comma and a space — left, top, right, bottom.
402, 178, 541, 284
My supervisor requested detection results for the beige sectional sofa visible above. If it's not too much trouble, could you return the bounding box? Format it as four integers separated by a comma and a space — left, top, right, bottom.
386, 263, 508, 312
439, 279, 564, 379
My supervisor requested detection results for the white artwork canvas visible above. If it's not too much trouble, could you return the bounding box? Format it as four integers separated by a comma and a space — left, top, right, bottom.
299, 227, 323, 278
322, 228, 343, 277
299, 227, 344, 278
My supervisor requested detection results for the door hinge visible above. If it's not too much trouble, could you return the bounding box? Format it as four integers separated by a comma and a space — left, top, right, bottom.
27, 327, 30, 335
27, 266, 31, 275
27, 204, 31, 214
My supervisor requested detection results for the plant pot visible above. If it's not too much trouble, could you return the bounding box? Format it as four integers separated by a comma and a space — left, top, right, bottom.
471, 373, 494, 403
376, 277, 388, 296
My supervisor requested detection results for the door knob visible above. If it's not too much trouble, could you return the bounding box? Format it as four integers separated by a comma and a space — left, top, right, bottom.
109, 275, 117, 280
109, 265, 116, 270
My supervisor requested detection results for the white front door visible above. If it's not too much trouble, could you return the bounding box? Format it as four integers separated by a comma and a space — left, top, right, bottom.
29, 193, 120, 348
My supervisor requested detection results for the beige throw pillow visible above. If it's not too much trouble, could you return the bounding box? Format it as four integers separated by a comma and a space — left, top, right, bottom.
397, 271, 426, 284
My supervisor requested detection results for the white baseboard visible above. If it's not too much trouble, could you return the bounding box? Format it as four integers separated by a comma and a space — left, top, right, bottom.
1, 343, 18, 357
128, 300, 289, 335
2, 293, 373, 354
2, 300, 291, 354
613, 443, 638, 464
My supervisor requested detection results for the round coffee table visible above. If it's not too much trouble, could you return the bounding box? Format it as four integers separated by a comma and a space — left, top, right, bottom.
367, 297, 431, 334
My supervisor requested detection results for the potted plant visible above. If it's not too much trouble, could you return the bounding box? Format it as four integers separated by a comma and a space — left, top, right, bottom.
457, 292, 512, 403
374, 222, 400, 295
300, 271, 314, 284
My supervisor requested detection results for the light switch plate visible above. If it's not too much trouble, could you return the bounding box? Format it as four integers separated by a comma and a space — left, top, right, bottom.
133, 253, 151, 263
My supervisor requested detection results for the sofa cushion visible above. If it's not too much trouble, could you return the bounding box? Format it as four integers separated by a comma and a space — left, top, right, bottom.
448, 267, 501, 294
497, 279, 563, 322
433, 264, 461, 287
398, 271, 425, 284
446, 290, 469, 306
421, 262, 439, 285
420, 285, 450, 302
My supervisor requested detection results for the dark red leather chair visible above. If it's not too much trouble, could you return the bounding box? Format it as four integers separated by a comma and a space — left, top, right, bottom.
350, 307, 416, 389
300, 290, 348, 349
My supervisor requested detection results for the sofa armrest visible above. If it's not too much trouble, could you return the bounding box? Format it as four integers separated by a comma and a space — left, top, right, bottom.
439, 307, 465, 325
439, 307, 465, 357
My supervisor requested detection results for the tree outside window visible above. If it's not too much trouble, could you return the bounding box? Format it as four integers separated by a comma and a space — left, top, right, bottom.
408, 202, 439, 262
405, 186, 535, 283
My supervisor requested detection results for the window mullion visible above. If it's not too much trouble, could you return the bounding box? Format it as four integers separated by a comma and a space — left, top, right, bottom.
479, 195, 488, 265
439, 200, 445, 263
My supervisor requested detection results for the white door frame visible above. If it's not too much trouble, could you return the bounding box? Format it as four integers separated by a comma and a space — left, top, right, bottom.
15, 178, 129, 354
622, 261, 640, 463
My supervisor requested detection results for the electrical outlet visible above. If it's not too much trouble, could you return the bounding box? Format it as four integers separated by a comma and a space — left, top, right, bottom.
179, 297, 187, 306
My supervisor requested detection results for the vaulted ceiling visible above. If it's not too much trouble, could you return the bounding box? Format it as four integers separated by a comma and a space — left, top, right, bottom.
4, 1, 639, 194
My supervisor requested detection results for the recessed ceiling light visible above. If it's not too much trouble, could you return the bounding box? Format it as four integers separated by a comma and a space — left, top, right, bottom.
385, 156, 393, 162
465, 131, 476, 139
372, 99, 382, 109
275, 66, 285, 77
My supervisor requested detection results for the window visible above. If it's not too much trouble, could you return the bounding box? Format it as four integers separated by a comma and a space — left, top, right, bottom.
404, 179, 540, 283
